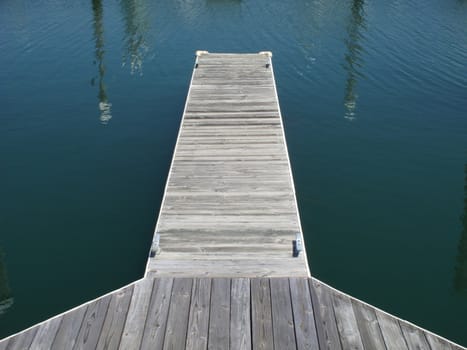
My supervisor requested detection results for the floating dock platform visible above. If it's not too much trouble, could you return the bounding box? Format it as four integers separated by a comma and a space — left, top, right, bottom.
0, 52, 464, 350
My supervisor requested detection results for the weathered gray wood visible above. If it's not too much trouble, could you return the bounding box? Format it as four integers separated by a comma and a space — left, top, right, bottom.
96, 285, 134, 350
29, 316, 62, 350
5, 328, 38, 350
146, 52, 308, 278
399, 321, 431, 350
270, 278, 296, 350
186, 278, 212, 350
309, 279, 342, 350
141, 278, 174, 350
289, 278, 319, 350
331, 291, 364, 350
51, 304, 88, 350
251, 278, 274, 350
163, 278, 193, 350
350, 299, 386, 350
230, 278, 251, 350
375, 309, 409, 350
208, 278, 230, 350
73, 295, 111, 350
424, 332, 453, 350
119, 278, 154, 350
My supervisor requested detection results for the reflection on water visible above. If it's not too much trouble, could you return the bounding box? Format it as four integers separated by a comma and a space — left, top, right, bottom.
120, 0, 150, 75
91, 0, 112, 124
0, 250, 13, 316
454, 163, 467, 293
343, 0, 366, 121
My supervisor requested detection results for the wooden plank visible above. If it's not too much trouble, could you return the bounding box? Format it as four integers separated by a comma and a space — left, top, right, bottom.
141, 278, 174, 350
309, 279, 342, 350
73, 295, 112, 350
331, 291, 364, 350
208, 278, 230, 350
350, 299, 386, 350
186, 278, 212, 350
29, 316, 62, 350
424, 332, 453, 350
289, 278, 319, 350
270, 278, 296, 350
119, 278, 154, 350
96, 285, 134, 350
230, 278, 251, 350
163, 278, 193, 350
375, 309, 409, 350
251, 278, 274, 350
399, 321, 431, 350
5, 328, 38, 350
51, 305, 88, 350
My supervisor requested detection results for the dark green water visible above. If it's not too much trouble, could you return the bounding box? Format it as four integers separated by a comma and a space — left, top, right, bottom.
1, 0, 467, 344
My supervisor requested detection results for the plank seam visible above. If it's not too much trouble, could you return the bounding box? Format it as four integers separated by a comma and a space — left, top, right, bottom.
155, 278, 175, 350
183, 279, 195, 350
313, 277, 466, 349
114, 285, 135, 350
286, 278, 299, 350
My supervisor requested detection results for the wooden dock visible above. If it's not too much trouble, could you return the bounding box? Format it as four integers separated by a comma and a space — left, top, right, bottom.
146, 52, 309, 277
0, 52, 464, 349
0, 277, 463, 350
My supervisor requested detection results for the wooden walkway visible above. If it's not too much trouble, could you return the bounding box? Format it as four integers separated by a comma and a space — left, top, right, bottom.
0, 52, 465, 349
145, 52, 309, 277
0, 276, 463, 350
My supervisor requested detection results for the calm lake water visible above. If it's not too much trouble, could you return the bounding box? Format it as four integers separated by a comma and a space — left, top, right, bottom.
1, 0, 467, 344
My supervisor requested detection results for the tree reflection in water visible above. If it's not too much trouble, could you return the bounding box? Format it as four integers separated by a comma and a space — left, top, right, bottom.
454, 163, 467, 293
120, 0, 150, 75
91, 0, 112, 124
0, 249, 13, 316
343, 0, 366, 121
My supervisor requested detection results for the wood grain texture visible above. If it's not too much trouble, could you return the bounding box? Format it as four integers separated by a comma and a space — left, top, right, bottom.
350, 299, 386, 350
208, 278, 230, 350
270, 278, 296, 350
399, 321, 431, 350
119, 278, 154, 350
96, 285, 134, 350
425, 332, 454, 350
29, 316, 62, 350
163, 278, 193, 350
146, 52, 308, 278
289, 278, 319, 350
186, 278, 212, 350
230, 278, 251, 350
5, 328, 38, 350
251, 278, 274, 350
375, 309, 409, 350
51, 304, 88, 350
141, 278, 174, 350
331, 291, 364, 350
309, 279, 342, 350
73, 295, 111, 350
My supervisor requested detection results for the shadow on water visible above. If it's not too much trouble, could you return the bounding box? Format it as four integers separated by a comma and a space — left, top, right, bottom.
343, 0, 366, 121
91, 0, 112, 125
0, 249, 13, 316
454, 163, 467, 293
120, 0, 150, 75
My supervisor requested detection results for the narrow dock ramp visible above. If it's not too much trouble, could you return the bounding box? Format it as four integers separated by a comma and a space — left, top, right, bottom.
146, 52, 309, 277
